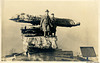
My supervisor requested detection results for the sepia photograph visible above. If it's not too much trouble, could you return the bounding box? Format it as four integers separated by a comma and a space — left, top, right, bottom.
1, 0, 99, 62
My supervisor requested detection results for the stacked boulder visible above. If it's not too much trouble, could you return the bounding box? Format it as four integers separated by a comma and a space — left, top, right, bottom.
23, 36, 58, 53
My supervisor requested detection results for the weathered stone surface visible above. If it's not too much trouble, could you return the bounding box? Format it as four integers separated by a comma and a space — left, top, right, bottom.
23, 36, 58, 53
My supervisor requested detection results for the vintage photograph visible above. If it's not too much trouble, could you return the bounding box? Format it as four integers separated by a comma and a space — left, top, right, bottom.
1, 0, 98, 62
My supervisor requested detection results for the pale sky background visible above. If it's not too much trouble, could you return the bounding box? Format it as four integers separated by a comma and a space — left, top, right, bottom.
2, 0, 98, 60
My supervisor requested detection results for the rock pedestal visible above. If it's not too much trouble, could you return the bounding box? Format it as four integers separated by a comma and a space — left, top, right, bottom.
22, 36, 58, 54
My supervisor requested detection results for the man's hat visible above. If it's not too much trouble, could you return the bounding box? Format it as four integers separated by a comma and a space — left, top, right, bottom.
45, 9, 49, 13
51, 13, 54, 15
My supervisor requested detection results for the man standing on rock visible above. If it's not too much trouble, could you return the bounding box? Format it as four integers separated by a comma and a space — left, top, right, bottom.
40, 10, 53, 37
50, 13, 57, 36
